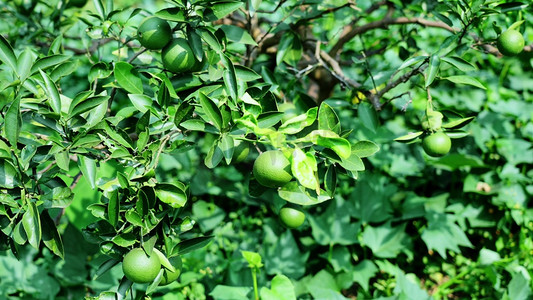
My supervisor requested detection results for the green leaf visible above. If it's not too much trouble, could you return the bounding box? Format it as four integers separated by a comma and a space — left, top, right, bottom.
204, 141, 224, 169
114, 62, 143, 94
235, 65, 261, 82
155, 7, 186, 22
172, 236, 213, 255
358, 102, 378, 133
187, 27, 205, 62
219, 25, 258, 46
4, 96, 21, 147
32, 54, 71, 74
69, 95, 109, 118
398, 55, 428, 70
107, 190, 119, 228
421, 212, 473, 258
92, 0, 106, 19
42, 187, 74, 208
425, 54, 440, 87
507, 271, 532, 300
339, 153, 365, 171
318, 102, 341, 134
180, 119, 220, 134
441, 56, 477, 72
220, 54, 239, 103
0, 159, 20, 189
22, 202, 42, 249
443, 75, 486, 89
17, 48, 35, 81
307, 197, 359, 246
155, 183, 187, 208
324, 165, 336, 197
39, 70, 61, 114
197, 27, 222, 53
352, 140, 379, 158
291, 148, 319, 190
219, 135, 234, 165
278, 182, 331, 206
276, 31, 302, 66
311, 131, 351, 159
0, 35, 18, 73
362, 223, 411, 258
441, 116, 475, 129
78, 155, 97, 189
128, 94, 153, 113
174, 101, 194, 127
204, 1, 244, 21
210, 285, 251, 300
241, 250, 263, 268
198, 92, 223, 130
260, 274, 296, 300
394, 131, 423, 142
279, 107, 318, 134
41, 210, 64, 258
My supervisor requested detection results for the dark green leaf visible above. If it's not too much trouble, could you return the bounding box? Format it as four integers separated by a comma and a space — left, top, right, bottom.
358, 102, 378, 133
443, 75, 486, 89
0, 35, 18, 73
31, 55, 70, 74
425, 54, 440, 87
197, 27, 222, 53
41, 211, 64, 258
22, 202, 41, 249
203, 1, 244, 21
17, 48, 35, 81
39, 70, 61, 114
69, 96, 109, 118
78, 155, 97, 189
155, 7, 186, 22
220, 54, 239, 103
0, 160, 20, 189
172, 236, 213, 255
5, 96, 21, 147
198, 92, 223, 130
352, 141, 379, 158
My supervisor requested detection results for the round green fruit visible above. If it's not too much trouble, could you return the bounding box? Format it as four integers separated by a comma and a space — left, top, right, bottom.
253, 150, 292, 188
279, 206, 305, 229
422, 132, 451, 157
66, 0, 87, 8
161, 38, 197, 73
497, 30, 525, 56
137, 17, 172, 50
159, 256, 182, 286
122, 248, 162, 283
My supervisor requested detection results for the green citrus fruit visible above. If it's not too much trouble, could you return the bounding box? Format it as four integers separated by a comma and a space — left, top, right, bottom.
137, 17, 172, 50
159, 256, 182, 286
161, 38, 197, 73
253, 150, 292, 188
122, 248, 162, 283
497, 30, 525, 56
422, 132, 451, 157
279, 206, 305, 229
66, 0, 87, 8
421, 110, 443, 131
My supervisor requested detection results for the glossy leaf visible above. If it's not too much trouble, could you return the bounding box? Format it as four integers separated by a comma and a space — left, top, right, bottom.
394, 131, 423, 142
352, 140, 380, 158
41, 211, 64, 258
279, 182, 331, 206
318, 102, 341, 134
39, 70, 61, 114
291, 148, 319, 190
204, 1, 244, 21
155, 7, 186, 22
155, 183, 187, 208
0, 35, 17, 73
443, 75, 486, 90
0, 160, 20, 189
198, 92, 223, 130
425, 54, 440, 87
220, 54, 239, 103
172, 236, 213, 256
78, 155, 97, 189
22, 202, 41, 249
114, 62, 143, 94
4, 96, 21, 147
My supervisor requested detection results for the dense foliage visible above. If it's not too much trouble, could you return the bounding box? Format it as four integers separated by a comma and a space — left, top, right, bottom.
0, 0, 532, 299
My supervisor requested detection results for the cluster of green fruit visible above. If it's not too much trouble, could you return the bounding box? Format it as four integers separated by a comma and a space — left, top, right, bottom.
252, 150, 306, 229
137, 17, 203, 73
122, 248, 182, 286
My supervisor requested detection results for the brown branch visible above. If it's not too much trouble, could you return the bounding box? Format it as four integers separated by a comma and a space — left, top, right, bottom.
330, 16, 456, 57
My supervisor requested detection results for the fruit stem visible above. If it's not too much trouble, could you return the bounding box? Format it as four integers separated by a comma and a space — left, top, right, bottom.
251, 267, 259, 300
